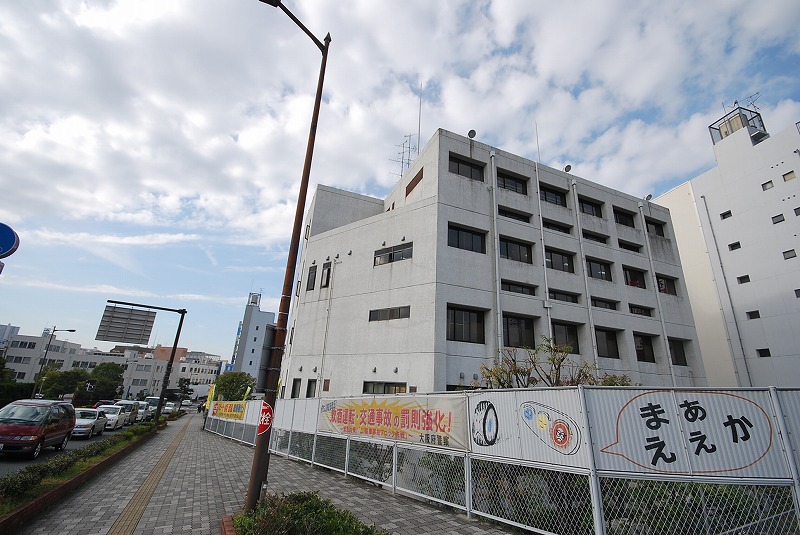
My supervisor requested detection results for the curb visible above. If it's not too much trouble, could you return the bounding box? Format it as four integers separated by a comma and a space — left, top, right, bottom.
220, 514, 235, 535
0, 430, 157, 534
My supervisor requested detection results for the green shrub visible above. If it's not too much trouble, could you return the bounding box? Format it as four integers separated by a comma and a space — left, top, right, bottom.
233, 491, 390, 535
0, 469, 40, 497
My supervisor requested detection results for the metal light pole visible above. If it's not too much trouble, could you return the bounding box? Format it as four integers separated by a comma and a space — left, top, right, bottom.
31, 327, 76, 398
245, 0, 331, 512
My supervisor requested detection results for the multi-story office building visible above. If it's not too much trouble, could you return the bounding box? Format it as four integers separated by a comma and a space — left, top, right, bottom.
231, 293, 277, 393
657, 108, 799, 387
282, 129, 706, 398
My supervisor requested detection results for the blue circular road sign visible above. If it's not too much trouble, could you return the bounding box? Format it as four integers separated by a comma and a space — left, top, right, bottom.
0, 223, 20, 259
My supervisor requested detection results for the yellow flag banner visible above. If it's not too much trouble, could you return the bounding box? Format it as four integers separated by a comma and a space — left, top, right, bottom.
205, 384, 215, 411
318, 395, 468, 451
211, 401, 246, 420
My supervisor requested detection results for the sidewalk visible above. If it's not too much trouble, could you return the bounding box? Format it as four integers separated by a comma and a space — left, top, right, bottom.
17, 413, 517, 535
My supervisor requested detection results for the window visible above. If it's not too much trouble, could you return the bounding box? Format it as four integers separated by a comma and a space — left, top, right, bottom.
646, 220, 665, 237
772, 214, 785, 224
591, 297, 617, 310
448, 225, 486, 253
323, 379, 330, 391
579, 198, 602, 217
757, 348, 771, 358
305, 379, 317, 398
549, 290, 578, 303
746, 310, 760, 319
406, 168, 423, 196
306, 265, 317, 291
596, 329, 619, 358
762, 180, 773, 191
368, 306, 411, 321
501, 280, 536, 295
669, 339, 687, 366
449, 154, 483, 181
498, 207, 530, 223
447, 306, 485, 344
784, 170, 796, 182
587, 259, 612, 281
720, 210, 732, 219
784, 249, 797, 260
728, 242, 741, 251
635, 334, 655, 363
618, 241, 641, 253
613, 209, 635, 228
657, 276, 677, 295
503, 315, 534, 348
14, 372, 25, 380
629, 305, 652, 316
321, 262, 331, 288
290, 378, 302, 399
583, 231, 607, 244
374, 242, 413, 266
737, 275, 750, 284
500, 237, 533, 263
497, 171, 527, 194
363, 382, 407, 394
543, 220, 571, 234
540, 186, 567, 207
624, 267, 647, 288
545, 249, 574, 272
795, 207, 800, 216
552, 322, 579, 353
796, 289, 800, 298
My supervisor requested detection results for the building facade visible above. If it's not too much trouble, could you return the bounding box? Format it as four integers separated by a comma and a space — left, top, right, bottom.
282, 129, 706, 398
657, 108, 800, 387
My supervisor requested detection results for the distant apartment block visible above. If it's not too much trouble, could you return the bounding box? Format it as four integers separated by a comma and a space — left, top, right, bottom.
282, 129, 706, 398
231, 292, 277, 393
657, 108, 800, 387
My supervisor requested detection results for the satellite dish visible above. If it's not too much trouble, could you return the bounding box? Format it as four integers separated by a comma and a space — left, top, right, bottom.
564, 165, 572, 173
468, 130, 476, 139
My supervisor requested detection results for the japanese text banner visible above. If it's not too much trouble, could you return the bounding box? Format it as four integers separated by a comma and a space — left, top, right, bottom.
211, 401, 246, 421
318, 395, 468, 451
587, 389, 790, 478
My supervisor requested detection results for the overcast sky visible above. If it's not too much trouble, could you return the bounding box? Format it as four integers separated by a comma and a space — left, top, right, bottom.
1, 0, 798, 359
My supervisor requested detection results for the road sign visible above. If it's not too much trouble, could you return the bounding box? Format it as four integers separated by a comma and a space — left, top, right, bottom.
258, 401, 273, 436
0, 223, 20, 259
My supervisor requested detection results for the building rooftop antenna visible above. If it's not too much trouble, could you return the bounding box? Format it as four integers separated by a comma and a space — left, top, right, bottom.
388, 134, 417, 178
744, 92, 761, 111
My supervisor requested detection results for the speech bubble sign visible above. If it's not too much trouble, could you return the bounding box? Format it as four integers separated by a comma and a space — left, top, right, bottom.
601, 391, 777, 475
0, 223, 19, 259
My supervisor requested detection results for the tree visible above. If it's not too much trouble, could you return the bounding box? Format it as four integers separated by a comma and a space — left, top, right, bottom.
0, 355, 15, 383
41, 368, 90, 400
479, 336, 631, 388
178, 378, 194, 400
91, 362, 124, 400
214, 372, 255, 401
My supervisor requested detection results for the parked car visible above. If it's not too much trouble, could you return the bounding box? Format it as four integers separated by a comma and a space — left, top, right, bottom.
97, 405, 125, 430
71, 408, 108, 438
0, 399, 76, 459
137, 404, 153, 422
181, 399, 192, 407
114, 400, 140, 426
162, 402, 176, 415
93, 399, 115, 409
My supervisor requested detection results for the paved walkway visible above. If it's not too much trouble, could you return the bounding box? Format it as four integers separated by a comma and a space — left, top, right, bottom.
17, 413, 517, 535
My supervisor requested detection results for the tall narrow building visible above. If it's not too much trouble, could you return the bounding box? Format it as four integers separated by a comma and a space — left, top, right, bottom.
231, 292, 277, 392
657, 108, 800, 387
283, 129, 706, 398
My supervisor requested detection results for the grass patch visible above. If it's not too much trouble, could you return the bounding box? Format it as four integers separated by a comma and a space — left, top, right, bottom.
0, 421, 158, 517
233, 491, 391, 535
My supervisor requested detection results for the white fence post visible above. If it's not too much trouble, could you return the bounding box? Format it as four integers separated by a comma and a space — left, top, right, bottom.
579, 385, 607, 535
769, 386, 800, 520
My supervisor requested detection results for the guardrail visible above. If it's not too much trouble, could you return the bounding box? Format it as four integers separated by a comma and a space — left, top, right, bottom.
204, 387, 800, 535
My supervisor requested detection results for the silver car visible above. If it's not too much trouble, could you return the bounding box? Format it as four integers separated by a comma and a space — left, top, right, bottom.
114, 401, 140, 426
97, 405, 124, 430
71, 408, 108, 438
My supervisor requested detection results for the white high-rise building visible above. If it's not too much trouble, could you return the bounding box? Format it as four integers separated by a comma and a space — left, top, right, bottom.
282, 129, 706, 398
657, 108, 799, 387
231, 293, 277, 392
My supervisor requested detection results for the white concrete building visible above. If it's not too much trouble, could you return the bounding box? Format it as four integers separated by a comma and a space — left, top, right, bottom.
231, 292, 277, 392
657, 108, 800, 387
282, 129, 706, 398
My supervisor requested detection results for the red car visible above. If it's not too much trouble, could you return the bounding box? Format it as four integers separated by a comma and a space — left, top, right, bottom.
0, 399, 76, 458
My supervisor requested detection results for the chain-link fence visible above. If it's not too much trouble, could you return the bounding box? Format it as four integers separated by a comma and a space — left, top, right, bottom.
205, 392, 800, 535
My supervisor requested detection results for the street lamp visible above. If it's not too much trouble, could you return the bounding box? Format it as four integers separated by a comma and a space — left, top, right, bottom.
31, 327, 76, 398
245, 0, 331, 512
